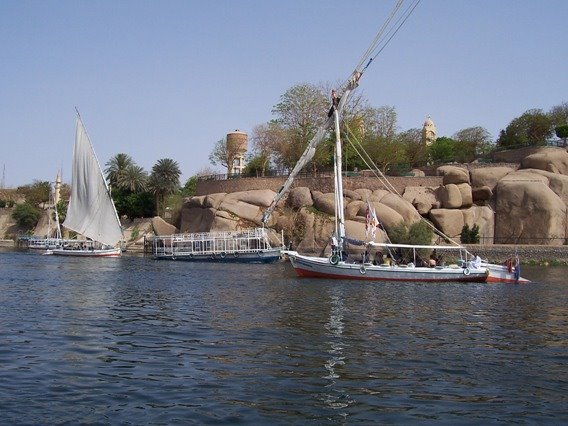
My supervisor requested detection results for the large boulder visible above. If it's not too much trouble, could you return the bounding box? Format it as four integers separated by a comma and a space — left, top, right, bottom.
379, 193, 422, 224
495, 179, 566, 245
429, 206, 494, 242
402, 186, 441, 215
180, 207, 215, 233
441, 184, 463, 209
312, 191, 336, 216
518, 169, 568, 207
287, 187, 313, 209
429, 209, 464, 239
437, 165, 470, 185
345, 200, 365, 220
226, 189, 276, 207
152, 216, 178, 235
456, 183, 473, 207
203, 193, 225, 209
470, 166, 514, 191
211, 210, 238, 231
521, 148, 568, 174
218, 197, 261, 224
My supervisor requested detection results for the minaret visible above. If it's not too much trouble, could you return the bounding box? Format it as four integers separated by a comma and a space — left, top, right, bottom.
422, 116, 437, 146
54, 170, 62, 205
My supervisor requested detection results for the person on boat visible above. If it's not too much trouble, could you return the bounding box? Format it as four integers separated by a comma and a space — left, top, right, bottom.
373, 250, 383, 265
471, 254, 482, 269
429, 253, 437, 267
328, 89, 340, 117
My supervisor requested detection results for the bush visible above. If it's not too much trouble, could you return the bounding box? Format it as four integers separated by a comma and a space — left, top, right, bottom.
12, 202, 41, 229
460, 224, 480, 244
0, 199, 6, 208
388, 221, 434, 263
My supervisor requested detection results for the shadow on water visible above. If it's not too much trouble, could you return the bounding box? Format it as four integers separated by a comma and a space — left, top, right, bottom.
0, 252, 567, 424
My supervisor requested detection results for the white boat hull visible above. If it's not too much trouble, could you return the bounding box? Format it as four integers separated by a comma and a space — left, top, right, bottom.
51, 247, 121, 257
287, 252, 488, 283
484, 262, 530, 283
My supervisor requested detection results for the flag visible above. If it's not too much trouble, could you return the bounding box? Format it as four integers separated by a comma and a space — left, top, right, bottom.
365, 200, 380, 240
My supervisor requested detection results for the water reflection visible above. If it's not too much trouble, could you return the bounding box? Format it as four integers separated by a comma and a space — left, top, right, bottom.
322, 289, 352, 412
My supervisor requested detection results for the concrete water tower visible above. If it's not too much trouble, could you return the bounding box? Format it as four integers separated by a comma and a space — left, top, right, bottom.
226, 129, 248, 175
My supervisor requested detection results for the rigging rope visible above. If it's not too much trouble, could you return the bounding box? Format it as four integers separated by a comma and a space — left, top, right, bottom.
342, 121, 465, 249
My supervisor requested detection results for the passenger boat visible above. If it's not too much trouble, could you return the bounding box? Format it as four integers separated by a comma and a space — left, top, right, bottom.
153, 227, 283, 263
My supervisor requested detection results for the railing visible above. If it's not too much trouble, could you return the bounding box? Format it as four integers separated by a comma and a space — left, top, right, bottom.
150, 228, 277, 257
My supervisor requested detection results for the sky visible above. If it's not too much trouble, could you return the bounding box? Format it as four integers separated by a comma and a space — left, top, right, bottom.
1, 0, 567, 187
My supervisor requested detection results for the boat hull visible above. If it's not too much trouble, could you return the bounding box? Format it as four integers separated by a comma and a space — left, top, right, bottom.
155, 248, 281, 264
484, 263, 530, 283
288, 252, 488, 282
51, 247, 122, 257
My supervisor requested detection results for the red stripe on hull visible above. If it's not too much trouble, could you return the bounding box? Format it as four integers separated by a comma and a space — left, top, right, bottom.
293, 267, 486, 283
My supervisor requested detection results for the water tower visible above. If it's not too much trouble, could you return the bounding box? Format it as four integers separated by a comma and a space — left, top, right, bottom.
226, 129, 248, 175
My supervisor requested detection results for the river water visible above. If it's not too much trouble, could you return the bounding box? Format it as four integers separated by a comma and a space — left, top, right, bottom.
0, 250, 566, 424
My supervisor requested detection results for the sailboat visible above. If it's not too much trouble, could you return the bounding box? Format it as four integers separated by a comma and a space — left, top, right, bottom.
51, 112, 123, 257
27, 179, 65, 250
261, 2, 527, 283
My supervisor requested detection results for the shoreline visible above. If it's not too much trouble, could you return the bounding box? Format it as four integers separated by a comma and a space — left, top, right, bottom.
4, 240, 568, 265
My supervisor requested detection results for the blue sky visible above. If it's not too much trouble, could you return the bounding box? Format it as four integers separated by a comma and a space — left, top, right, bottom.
1, 0, 566, 187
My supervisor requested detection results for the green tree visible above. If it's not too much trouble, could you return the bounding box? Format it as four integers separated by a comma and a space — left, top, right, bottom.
497, 109, 553, 147
180, 176, 198, 197
243, 154, 271, 177
548, 102, 568, 126
105, 153, 134, 188
12, 202, 41, 229
149, 158, 181, 216
398, 129, 427, 168
556, 124, 568, 146
17, 180, 51, 207
116, 164, 148, 193
429, 136, 456, 164
453, 126, 493, 161
271, 83, 329, 172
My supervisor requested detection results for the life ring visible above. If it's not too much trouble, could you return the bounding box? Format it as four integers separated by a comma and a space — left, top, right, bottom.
220, 252, 226, 259
188, 253, 193, 258
360, 265, 366, 275
463, 268, 471, 276
172, 255, 176, 260
258, 250, 264, 256
329, 254, 340, 265
233, 252, 239, 257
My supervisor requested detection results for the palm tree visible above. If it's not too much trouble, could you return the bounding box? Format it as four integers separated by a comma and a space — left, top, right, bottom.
149, 158, 181, 216
105, 153, 134, 188
117, 164, 148, 193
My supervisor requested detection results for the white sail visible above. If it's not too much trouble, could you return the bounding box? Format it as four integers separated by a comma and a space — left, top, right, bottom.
62, 117, 123, 247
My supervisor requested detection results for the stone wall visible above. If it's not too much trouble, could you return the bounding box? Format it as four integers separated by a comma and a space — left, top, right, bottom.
196, 175, 444, 196
464, 244, 568, 264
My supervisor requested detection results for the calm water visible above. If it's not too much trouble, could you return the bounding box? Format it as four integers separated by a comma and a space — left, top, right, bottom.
0, 250, 567, 425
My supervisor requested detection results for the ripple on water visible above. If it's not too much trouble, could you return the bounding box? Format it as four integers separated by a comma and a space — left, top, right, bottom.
0, 253, 567, 424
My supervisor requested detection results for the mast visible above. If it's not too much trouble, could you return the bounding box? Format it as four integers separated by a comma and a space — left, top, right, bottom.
333, 108, 346, 241
261, 70, 361, 224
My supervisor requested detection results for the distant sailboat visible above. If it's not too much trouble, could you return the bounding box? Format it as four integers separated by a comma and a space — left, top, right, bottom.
51, 112, 123, 257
